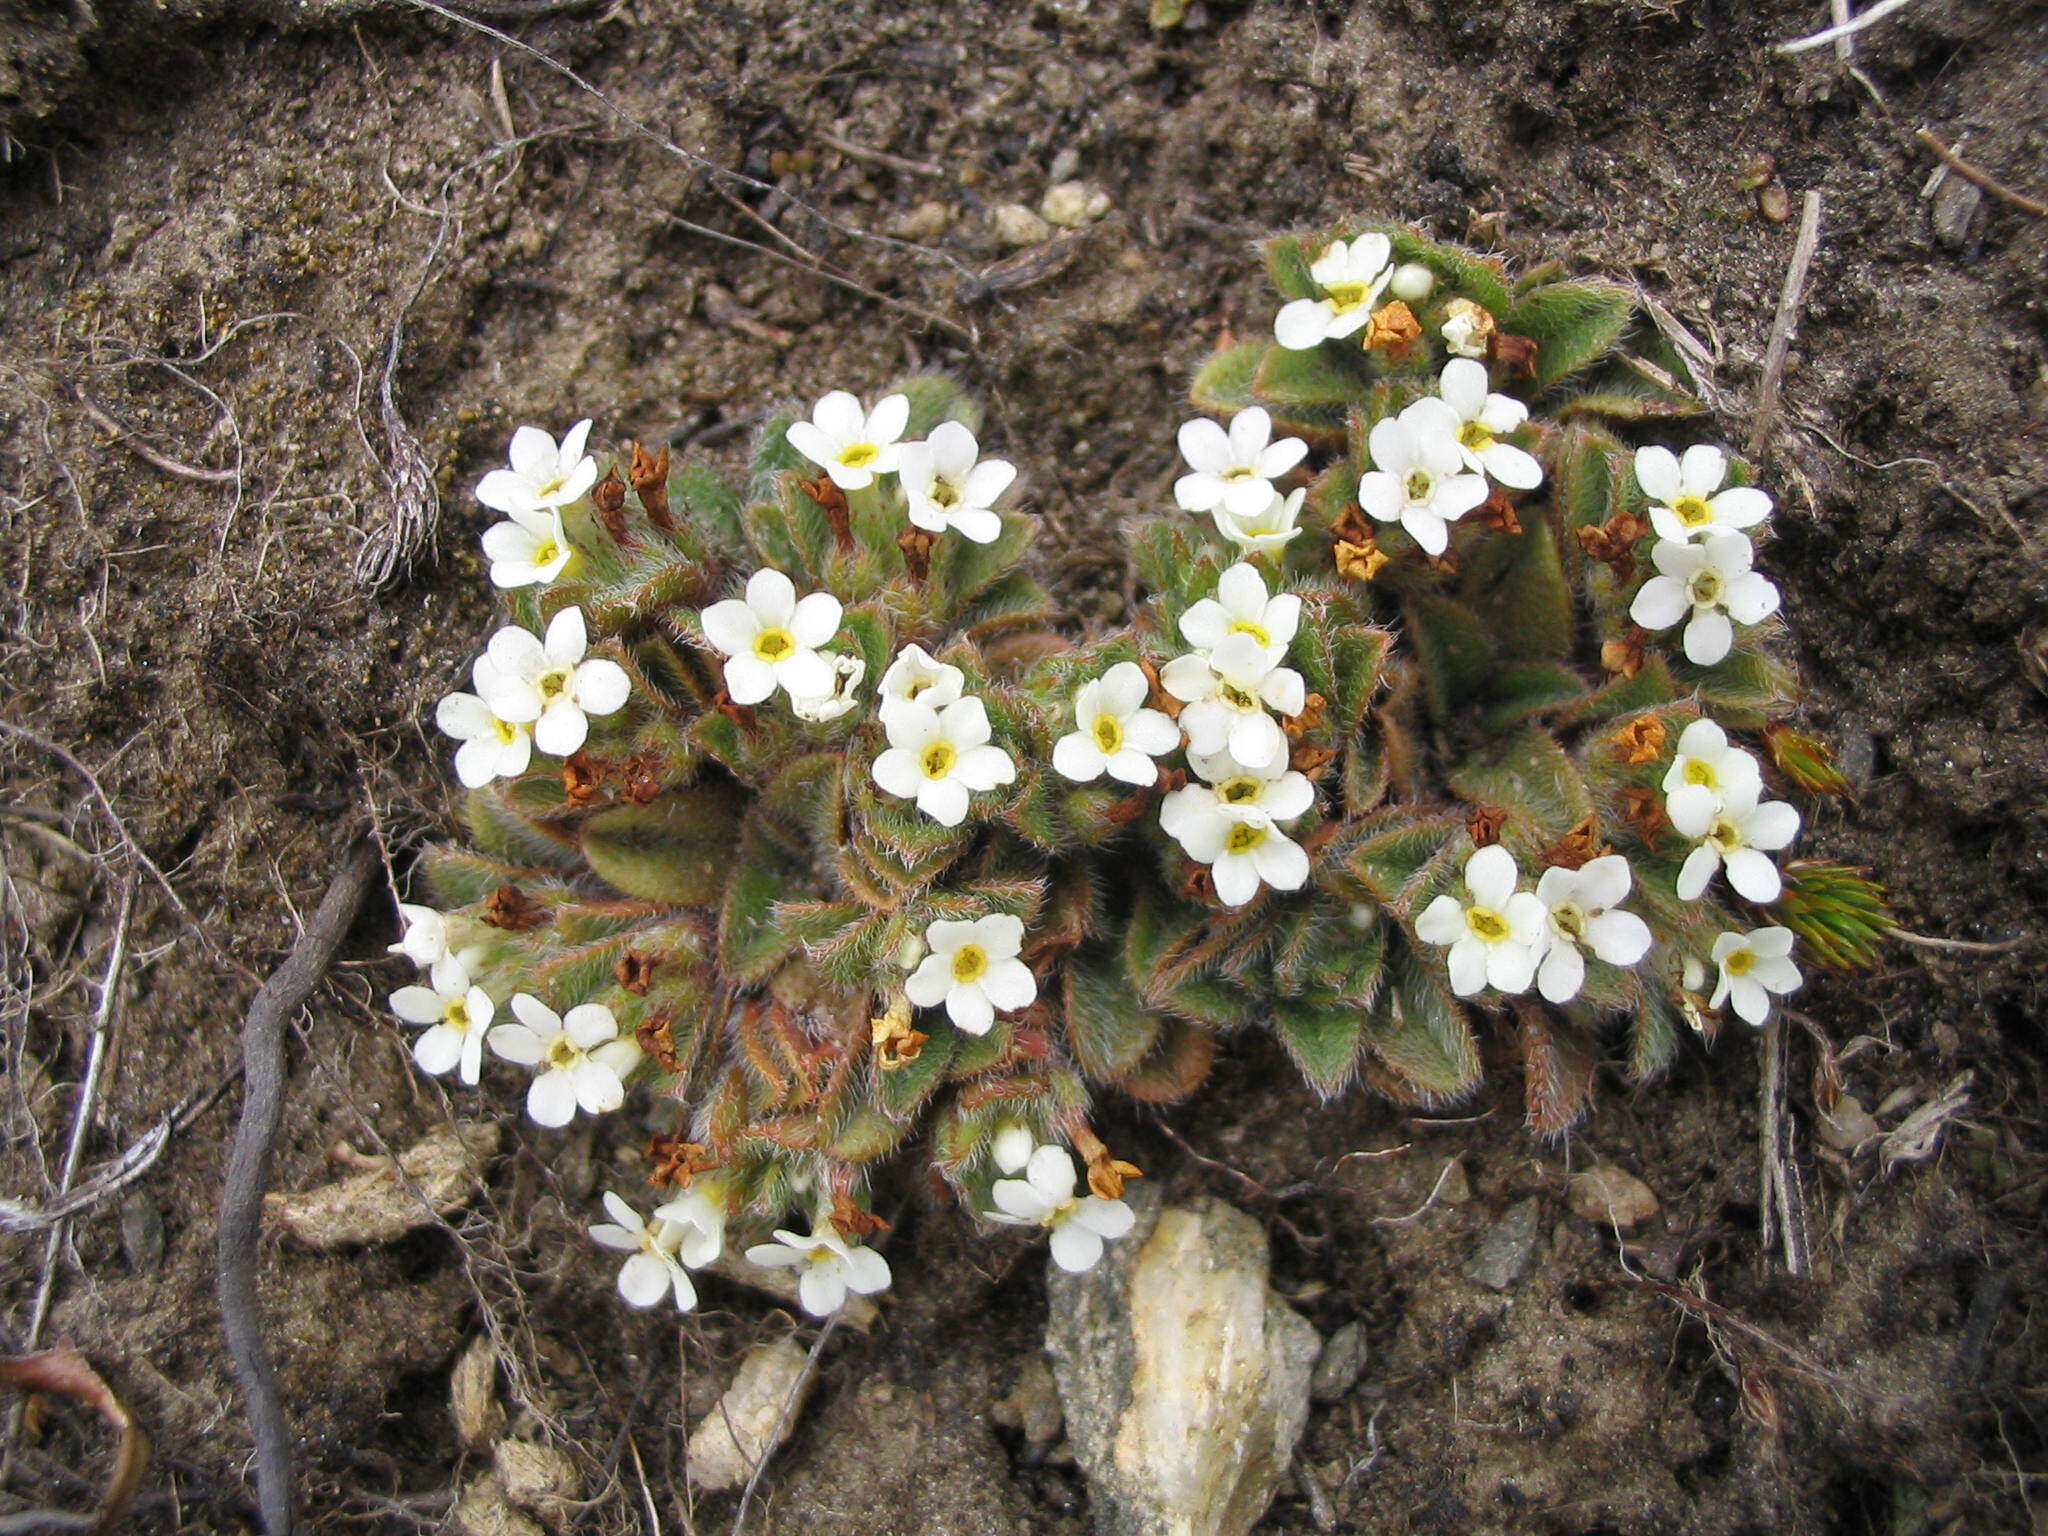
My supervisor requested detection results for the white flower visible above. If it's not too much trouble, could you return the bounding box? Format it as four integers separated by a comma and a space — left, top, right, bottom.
1274, 234, 1395, 350
877, 643, 966, 727
1356, 414, 1490, 557
1415, 845, 1547, 998
476, 421, 597, 519
479, 607, 632, 759
1176, 561, 1302, 668
389, 903, 448, 968
1158, 749, 1315, 907
789, 652, 867, 724
487, 996, 640, 1128
589, 1192, 697, 1311
436, 654, 533, 789
1213, 487, 1306, 557
1402, 359, 1543, 491
1710, 927, 1802, 1026
987, 1145, 1135, 1274
389, 954, 492, 1085
990, 1120, 1037, 1175
745, 1221, 892, 1317
1661, 718, 1763, 808
784, 390, 910, 491
905, 913, 1037, 1034
1629, 532, 1781, 666
482, 504, 576, 590
699, 568, 845, 707
897, 421, 1014, 543
1051, 663, 1180, 786
650, 1180, 728, 1269
1669, 778, 1801, 903
1160, 633, 1303, 772
1635, 444, 1772, 545
1531, 855, 1654, 1005
1173, 407, 1309, 521
870, 697, 1016, 827
1389, 262, 1436, 303
1441, 298, 1494, 359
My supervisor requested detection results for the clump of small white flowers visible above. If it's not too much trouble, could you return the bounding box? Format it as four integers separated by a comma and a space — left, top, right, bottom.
986, 1145, 1135, 1274
1709, 927, 1803, 1026
389, 955, 492, 1085
476, 421, 596, 520
1634, 444, 1772, 544
1159, 749, 1315, 907
1629, 531, 1781, 666
388, 903, 449, 968
1160, 634, 1302, 772
481, 607, 632, 759
1173, 406, 1309, 522
1176, 562, 1302, 669
482, 503, 575, 590
1051, 662, 1180, 786
1213, 487, 1305, 557
1531, 856, 1653, 1005
785, 390, 910, 491
870, 695, 1017, 827
1415, 845, 1546, 998
789, 652, 868, 725
1669, 777, 1801, 903
1274, 233, 1396, 350
898, 421, 1015, 543
876, 643, 965, 726
1440, 297, 1495, 359
487, 996, 639, 1128
905, 913, 1037, 1034
1404, 359, 1544, 491
1356, 413, 1490, 556
435, 655, 533, 788
699, 567, 847, 707
589, 1192, 699, 1312
745, 1220, 893, 1316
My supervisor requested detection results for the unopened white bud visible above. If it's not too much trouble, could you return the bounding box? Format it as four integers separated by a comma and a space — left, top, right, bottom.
1389, 263, 1436, 303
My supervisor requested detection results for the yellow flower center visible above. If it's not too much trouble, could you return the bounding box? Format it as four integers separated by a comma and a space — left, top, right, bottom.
1551, 901, 1587, 942
1683, 760, 1718, 789
1227, 618, 1271, 647
445, 998, 472, 1029
536, 665, 574, 703
1326, 280, 1370, 313
1673, 494, 1714, 527
1092, 714, 1124, 753
1220, 465, 1259, 482
545, 1036, 580, 1070
1219, 683, 1257, 711
1458, 420, 1494, 450
1217, 777, 1262, 806
1687, 569, 1724, 607
533, 537, 563, 567
839, 442, 880, 470
1706, 815, 1742, 852
1724, 948, 1755, 976
754, 628, 796, 662
1466, 906, 1510, 943
1405, 469, 1433, 502
920, 740, 957, 779
930, 476, 960, 509
493, 717, 521, 746
536, 473, 569, 500
1224, 823, 1267, 855
951, 943, 988, 984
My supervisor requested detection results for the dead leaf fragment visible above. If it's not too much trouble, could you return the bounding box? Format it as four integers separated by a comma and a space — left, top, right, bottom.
687, 1337, 816, 1491
492, 1438, 579, 1527
450, 1336, 502, 1451
1881, 1071, 1973, 1175
0, 1341, 150, 1536
453, 1474, 545, 1536
266, 1121, 499, 1249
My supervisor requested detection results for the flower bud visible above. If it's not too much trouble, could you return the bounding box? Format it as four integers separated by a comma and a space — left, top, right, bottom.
991, 1121, 1036, 1175
1389, 262, 1436, 303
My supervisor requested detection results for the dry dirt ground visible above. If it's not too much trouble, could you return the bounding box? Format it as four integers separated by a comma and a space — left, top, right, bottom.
1, 0, 2045, 1532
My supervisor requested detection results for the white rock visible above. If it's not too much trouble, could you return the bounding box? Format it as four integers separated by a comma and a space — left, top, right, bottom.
993, 203, 1053, 246
1040, 180, 1111, 228
1046, 1188, 1320, 1536
686, 1336, 815, 1491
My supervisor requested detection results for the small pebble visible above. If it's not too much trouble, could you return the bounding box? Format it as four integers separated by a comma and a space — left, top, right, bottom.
1041, 181, 1111, 228
1566, 1165, 1660, 1229
1757, 180, 1793, 223
993, 203, 1053, 247
890, 200, 953, 243
1817, 1094, 1883, 1151
1931, 174, 1982, 249
119, 1194, 165, 1274
1310, 1321, 1369, 1402
1463, 1198, 1541, 1292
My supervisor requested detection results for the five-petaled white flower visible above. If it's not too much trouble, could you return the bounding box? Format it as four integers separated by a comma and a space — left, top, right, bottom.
476, 421, 598, 520
483, 504, 576, 590
745, 1221, 893, 1317
650, 1181, 728, 1269
699, 568, 846, 707
1629, 532, 1781, 666
789, 652, 867, 724
987, 1145, 1135, 1274
389, 903, 448, 968
1531, 855, 1654, 1005
589, 1192, 698, 1311
1416, 845, 1547, 998
1403, 359, 1543, 491
1173, 407, 1309, 521
1159, 749, 1315, 907
905, 913, 1037, 1034
1635, 444, 1771, 545
1661, 718, 1763, 809
488, 996, 640, 1128
1160, 632, 1304, 772
1051, 662, 1180, 786
871, 697, 1016, 827
480, 607, 633, 759
436, 654, 534, 788
1669, 778, 1800, 903
897, 421, 1015, 543
389, 954, 493, 1085
1274, 234, 1396, 351
1710, 927, 1803, 1026
784, 390, 910, 491
1177, 561, 1302, 669
877, 643, 965, 727
1214, 487, 1306, 557
1356, 414, 1490, 557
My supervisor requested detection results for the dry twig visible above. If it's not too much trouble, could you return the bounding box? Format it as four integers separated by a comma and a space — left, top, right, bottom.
1756, 1018, 1810, 1277
1912, 128, 2048, 217
1750, 190, 1823, 453
1775, 0, 1928, 55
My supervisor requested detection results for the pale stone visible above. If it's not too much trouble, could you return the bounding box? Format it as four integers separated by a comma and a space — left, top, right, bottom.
490, 1439, 577, 1529
1040, 181, 1111, 228
686, 1336, 815, 1491
451, 1475, 544, 1536
993, 203, 1053, 247
265, 1121, 498, 1248
1463, 1197, 1541, 1290
1566, 1165, 1660, 1228
1046, 1187, 1320, 1536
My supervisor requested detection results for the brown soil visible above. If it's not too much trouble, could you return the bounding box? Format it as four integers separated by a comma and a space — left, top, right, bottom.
2, 0, 2044, 1532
